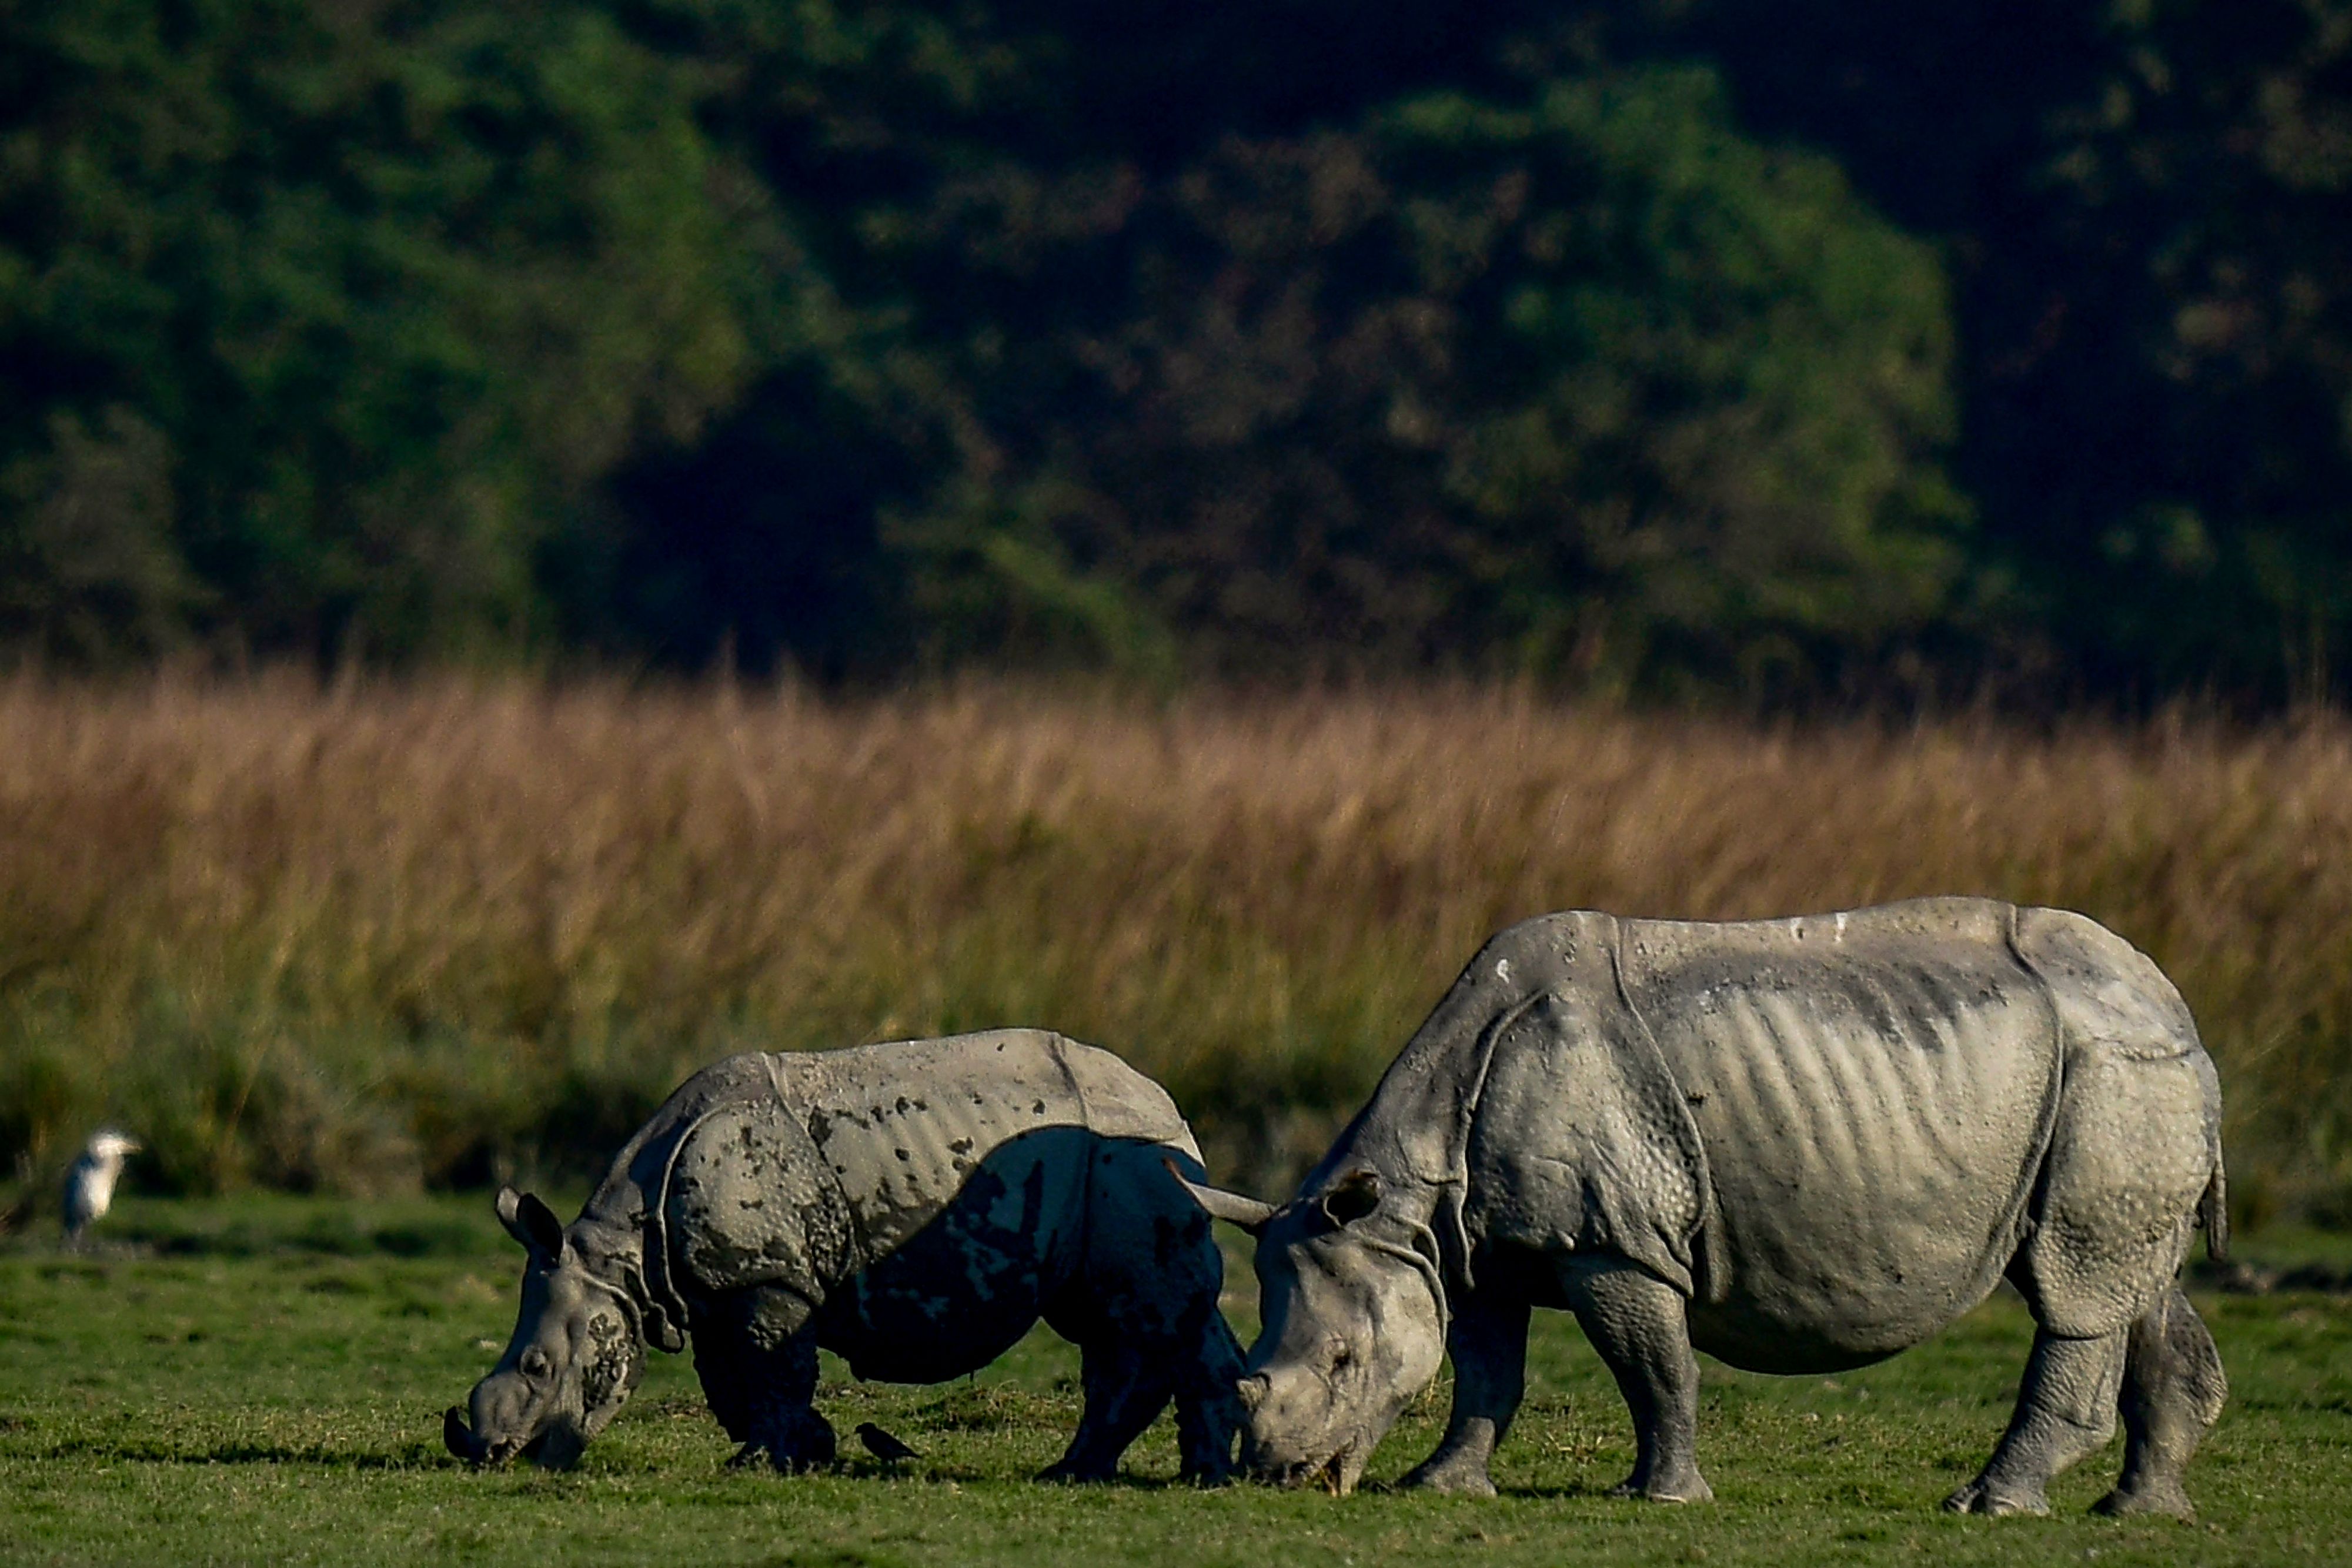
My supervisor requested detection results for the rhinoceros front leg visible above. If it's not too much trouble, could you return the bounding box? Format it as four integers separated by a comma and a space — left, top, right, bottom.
1945, 1325, 2124, 1516
2093, 1287, 2225, 1520
694, 1285, 838, 1474
1171, 1306, 1247, 1485
1040, 1336, 1173, 1483
1398, 1287, 1531, 1496
1055, 1144, 1244, 1484
1563, 1256, 1713, 1504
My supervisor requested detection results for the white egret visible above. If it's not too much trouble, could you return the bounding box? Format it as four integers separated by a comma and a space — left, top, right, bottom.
62, 1129, 141, 1248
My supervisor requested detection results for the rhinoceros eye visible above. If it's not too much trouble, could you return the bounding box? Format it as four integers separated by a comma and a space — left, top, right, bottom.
520, 1347, 552, 1379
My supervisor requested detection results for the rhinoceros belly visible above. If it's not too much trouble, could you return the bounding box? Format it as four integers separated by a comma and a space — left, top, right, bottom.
809, 1125, 1090, 1382
1631, 925, 2062, 1372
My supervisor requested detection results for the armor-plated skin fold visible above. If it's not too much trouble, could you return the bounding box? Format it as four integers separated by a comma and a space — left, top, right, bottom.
449, 1031, 1244, 1482
1194, 898, 2227, 1517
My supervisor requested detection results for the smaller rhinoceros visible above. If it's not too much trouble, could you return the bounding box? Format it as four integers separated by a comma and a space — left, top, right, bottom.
1180, 899, 2229, 1517
445, 1031, 1242, 1480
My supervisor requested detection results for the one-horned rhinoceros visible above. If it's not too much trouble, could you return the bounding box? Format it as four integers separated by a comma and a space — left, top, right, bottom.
446, 1031, 1243, 1480
1177, 898, 2228, 1517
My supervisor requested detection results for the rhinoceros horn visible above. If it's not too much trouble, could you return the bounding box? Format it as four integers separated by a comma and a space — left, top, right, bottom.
443, 1405, 485, 1465
1164, 1159, 1278, 1234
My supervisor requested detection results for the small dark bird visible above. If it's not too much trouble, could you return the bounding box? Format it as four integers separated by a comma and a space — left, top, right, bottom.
854, 1422, 920, 1464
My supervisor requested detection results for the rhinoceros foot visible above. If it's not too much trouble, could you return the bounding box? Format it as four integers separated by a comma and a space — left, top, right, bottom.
1398, 1456, 1498, 1496
726, 1408, 837, 1475
1608, 1463, 1713, 1504
2092, 1482, 2194, 1521
1942, 1479, 2049, 1517
1035, 1455, 1116, 1485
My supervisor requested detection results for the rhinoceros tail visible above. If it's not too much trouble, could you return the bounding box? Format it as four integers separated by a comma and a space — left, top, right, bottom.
2197, 1159, 2229, 1264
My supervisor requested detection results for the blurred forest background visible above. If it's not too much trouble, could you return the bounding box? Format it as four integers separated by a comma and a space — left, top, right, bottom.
8, 0, 2352, 706
8, 2, 2352, 1225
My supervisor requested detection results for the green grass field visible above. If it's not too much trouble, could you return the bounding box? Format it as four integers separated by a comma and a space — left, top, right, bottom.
1, 1197, 2344, 1566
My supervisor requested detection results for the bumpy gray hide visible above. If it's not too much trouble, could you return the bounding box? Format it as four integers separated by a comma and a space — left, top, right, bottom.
1217, 898, 2226, 1516
457, 1031, 1242, 1481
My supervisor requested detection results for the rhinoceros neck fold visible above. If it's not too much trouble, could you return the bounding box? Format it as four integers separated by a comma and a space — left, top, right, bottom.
574, 1052, 790, 1350
1302, 911, 1641, 1306
1315, 912, 1624, 1189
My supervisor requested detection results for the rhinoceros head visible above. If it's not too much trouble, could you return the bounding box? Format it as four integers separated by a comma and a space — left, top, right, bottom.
444, 1187, 644, 1470
1177, 1166, 1447, 1494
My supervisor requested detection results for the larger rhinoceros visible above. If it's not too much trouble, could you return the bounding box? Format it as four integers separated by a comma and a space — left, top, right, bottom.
1178, 898, 2229, 1517
445, 1031, 1242, 1481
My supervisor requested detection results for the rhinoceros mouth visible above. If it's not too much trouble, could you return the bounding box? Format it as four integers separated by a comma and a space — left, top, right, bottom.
471, 1432, 550, 1467
1258, 1440, 1361, 1496
444, 1406, 562, 1469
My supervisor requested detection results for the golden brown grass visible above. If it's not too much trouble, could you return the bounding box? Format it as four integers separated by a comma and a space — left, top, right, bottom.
1, 674, 2347, 1222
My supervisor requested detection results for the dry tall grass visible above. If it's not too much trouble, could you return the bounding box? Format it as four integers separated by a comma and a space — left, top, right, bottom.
2, 675, 2348, 1222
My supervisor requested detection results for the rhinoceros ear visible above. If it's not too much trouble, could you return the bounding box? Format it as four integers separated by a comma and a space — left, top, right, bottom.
1164, 1159, 1278, 1235
496, 1186, 566, 1259
1319, 1169, 1382, 1228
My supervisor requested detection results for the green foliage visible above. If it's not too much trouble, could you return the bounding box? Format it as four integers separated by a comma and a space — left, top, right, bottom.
0, 0, 751, 661
1652, 0, 2352, 703
6, 1, 2352, 698
801, 60, 1968, 690
0, 406, 199, 659
0, 0, 1970, 693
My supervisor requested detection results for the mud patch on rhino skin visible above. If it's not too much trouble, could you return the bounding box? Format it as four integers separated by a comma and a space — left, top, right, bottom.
581, 1313, 634, 1410
808, 1108, 873, 1148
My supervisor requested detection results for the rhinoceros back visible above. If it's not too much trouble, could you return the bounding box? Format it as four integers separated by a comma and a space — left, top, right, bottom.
653, 1031, 1195, 1315
773, 1030, 1194, 1260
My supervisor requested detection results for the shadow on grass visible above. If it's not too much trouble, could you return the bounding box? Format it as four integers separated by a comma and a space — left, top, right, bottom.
125, 1221, 489, 1261
37, 1436, 449, 1469
1346, 1477, 1627, 1503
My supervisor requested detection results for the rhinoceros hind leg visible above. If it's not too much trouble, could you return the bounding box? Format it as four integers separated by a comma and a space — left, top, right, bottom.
1399, 1287, 1531, 1496
1563, 1257, 1712, 1503
1945, 1325, 2124, 1516
1040, 1336, 1172, 1483
2092, 1287, 2224, 1520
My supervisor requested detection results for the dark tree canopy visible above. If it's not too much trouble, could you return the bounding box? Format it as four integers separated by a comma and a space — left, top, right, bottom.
5, 0, 2351, 706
